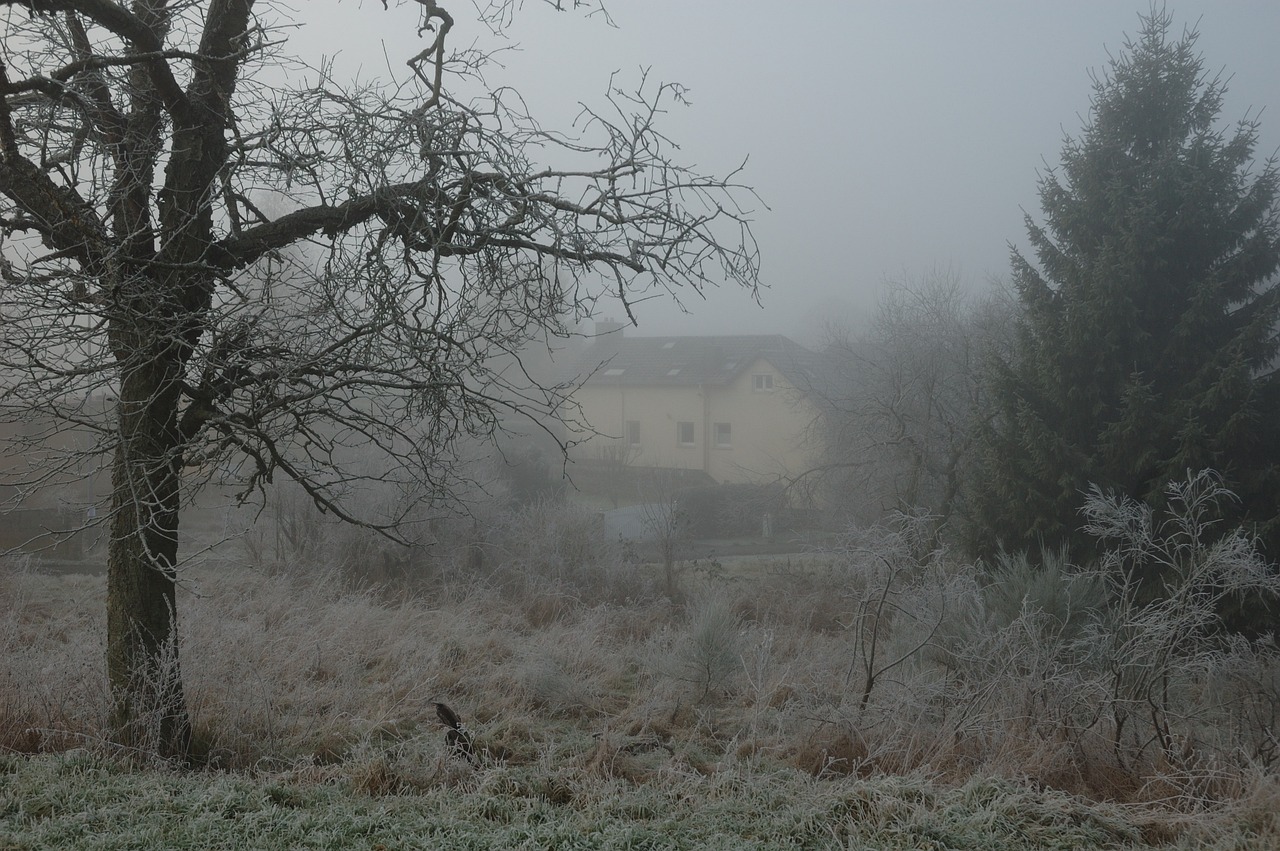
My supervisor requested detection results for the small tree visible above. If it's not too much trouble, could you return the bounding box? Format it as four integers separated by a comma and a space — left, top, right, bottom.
970, 10, 1280, 559
807, 269, 1010, 528
637, 471, 685, 599
0, 0, 759, 757
596, 438, 640, 510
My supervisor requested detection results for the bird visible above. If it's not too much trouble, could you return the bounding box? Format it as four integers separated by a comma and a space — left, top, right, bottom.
433, 701, 478, 766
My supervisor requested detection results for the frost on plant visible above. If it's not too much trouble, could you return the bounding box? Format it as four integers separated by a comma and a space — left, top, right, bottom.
1079, 469, 1280, 770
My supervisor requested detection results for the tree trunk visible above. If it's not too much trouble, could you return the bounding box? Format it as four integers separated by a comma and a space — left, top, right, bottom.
106, 340, 191, 760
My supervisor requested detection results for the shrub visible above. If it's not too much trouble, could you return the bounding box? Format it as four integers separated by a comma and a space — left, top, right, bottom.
1078, 470, 1280, 776
675, 483, 788, 538
980, 548, 1106, 642
657, 589, 744, 705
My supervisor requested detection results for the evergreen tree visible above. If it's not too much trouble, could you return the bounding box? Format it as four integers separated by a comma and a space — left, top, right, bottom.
968, 11, 1280, 560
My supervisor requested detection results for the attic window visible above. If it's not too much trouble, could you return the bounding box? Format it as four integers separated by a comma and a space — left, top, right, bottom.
603, 368, 625, 376
752, 373, 775, 391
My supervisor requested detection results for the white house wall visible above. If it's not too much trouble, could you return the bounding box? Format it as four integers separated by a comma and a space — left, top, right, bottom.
570, 356, 820, 486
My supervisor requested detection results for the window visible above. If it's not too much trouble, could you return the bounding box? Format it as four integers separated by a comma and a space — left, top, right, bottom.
626, 420, 641, 446
752, 373, 774, 391
677, 421, 695, 446
713, 422, 732, 448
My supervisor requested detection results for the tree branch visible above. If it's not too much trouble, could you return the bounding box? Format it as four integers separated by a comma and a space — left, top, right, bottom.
212, 180, 449, 270
0, 62, 110, 270
1, 0, 191, 118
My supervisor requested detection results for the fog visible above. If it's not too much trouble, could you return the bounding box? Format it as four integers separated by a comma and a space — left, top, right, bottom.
289, 2, 1280, 343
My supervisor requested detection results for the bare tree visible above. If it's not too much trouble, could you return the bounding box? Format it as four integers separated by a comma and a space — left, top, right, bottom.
804, 270, 1012, 529
595, 438, 640, 509
0, 0, 759, 757
637, 471, 685, 599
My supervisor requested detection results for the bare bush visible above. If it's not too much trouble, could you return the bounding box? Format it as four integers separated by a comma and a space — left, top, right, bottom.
831, 510, 949, 715
469, 498, 647, 608
1079, 470, 1280, 784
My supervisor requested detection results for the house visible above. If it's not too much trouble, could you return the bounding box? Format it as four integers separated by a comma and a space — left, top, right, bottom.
564, 322, 823, 491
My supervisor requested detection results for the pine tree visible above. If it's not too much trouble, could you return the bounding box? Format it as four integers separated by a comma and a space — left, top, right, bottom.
968, 11, 1280, 560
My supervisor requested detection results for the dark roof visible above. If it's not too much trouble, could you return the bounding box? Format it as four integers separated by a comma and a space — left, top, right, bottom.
569, 333, 821, 389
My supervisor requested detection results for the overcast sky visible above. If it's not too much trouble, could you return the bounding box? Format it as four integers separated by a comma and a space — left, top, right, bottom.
296, 1, 1280, 342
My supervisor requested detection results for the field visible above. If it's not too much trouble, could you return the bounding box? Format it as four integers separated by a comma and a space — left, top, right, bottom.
2, 496, 1278, 849
3, 751, 1214, 850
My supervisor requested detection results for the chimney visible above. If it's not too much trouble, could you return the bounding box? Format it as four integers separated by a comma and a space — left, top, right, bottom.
593, 318, 625, 338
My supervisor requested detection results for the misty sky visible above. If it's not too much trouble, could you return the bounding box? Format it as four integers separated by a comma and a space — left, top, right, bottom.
296, 1, 1280, 343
